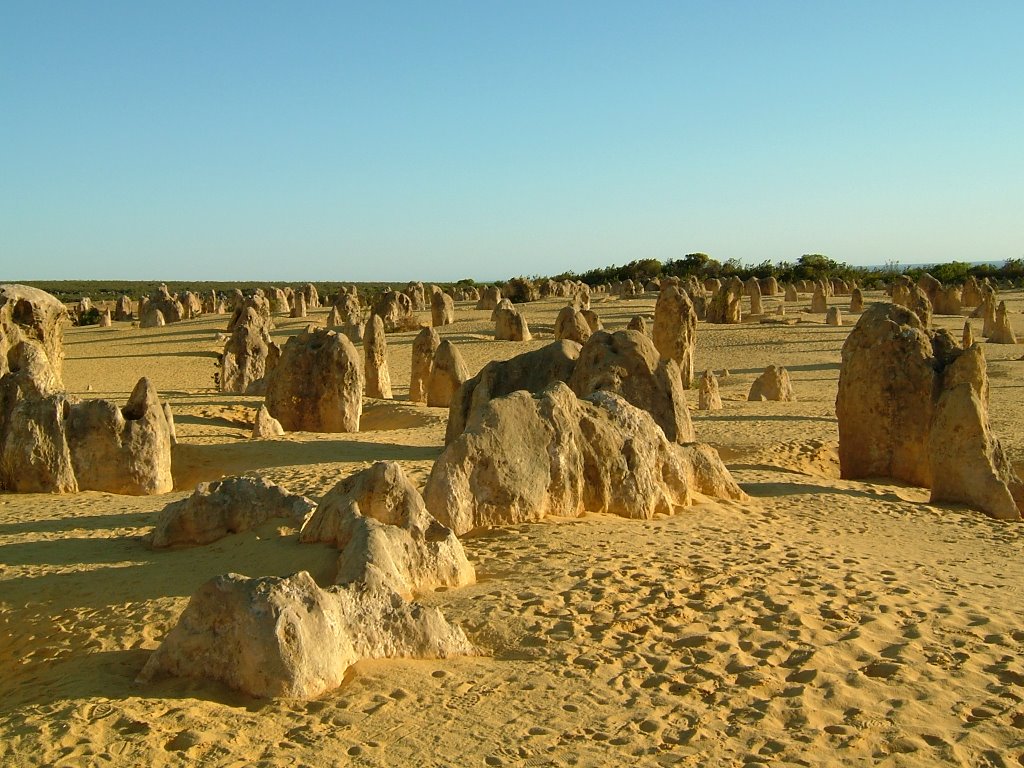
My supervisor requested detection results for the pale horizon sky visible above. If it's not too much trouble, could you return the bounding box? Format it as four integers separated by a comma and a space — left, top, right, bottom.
2, 2, 1022, 282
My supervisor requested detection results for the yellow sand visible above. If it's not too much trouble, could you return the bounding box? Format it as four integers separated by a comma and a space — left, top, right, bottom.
2, 289, 1023, 767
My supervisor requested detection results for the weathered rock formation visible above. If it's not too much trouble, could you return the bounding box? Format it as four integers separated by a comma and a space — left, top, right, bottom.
424, 383, 745, 535
849, 287, 864, 313
252, 404, 285, 438
226, 290, 273, 333
988, 301, 1017, 344
826, 306, 843, 326
364, 315, 393, 399
963, 321, 974, 349
114, 295, 133, 321
476, 286, 502, 311
784, 283, 799, 302
568, 330, 694, 443
745, 278, 763, 315
137, 571, 474, 698
219, 307, 281, 394
373, 291, 418, 332
151, 475, 316, 547
299, 461, 475, 596
554, 305, 592, 344
1, 371, 174, 495
811, 282, 828, 313
290, 292, 307, 319
494, 301, 531, 341
264, 327, 363, 432
836, 303, 1023, 519
652, 285, 697, 388
426, 340, 468, 408
707, 278, 742, 324
431, 290, 455, 327
410, 326, 440, 404
747, 365, 796, 402
698, 370, 722, 411
627, 315, 647, 334
445, 340, 581, 444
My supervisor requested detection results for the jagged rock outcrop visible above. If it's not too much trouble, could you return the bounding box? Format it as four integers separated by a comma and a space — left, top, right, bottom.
424, 383, 745, 536
426, 340, 468, 408
373, 291, 418, 332
252, 404, 285, 438
988, 301, 1017, 344
707, 278, 742, 324
219, 308, 281, 394
226, 290, 273, 333
151, 475, 316, 547
837, 303, 1024, 519
137, 571, 474, 698
145, 285, 185, 324
302, 283, 319, 309
445, 340, 581, 443
698, 370, 722, 411
364, 315, 393, 399
1, 372, 173, 495
569, 330, 693, 443
403, 282, 427, 311
747, 365, 796, 402
299, 461, 475, 596
264, 327, 363, 432
652, 285, 697, 388
410, 326, 440, 404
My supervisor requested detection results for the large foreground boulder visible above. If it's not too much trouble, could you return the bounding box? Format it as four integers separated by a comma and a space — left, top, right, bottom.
265, 328, 363, 432
0, 376, 174, 495
151, 475, 316, 547
137, 572, 474, 699
64, 377, 175, 495
837, 303, 1023, 519
299, 461, 475, 597
425, 383, 745, 536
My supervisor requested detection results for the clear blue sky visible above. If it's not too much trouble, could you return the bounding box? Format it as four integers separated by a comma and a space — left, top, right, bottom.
2, 1, 1022, 281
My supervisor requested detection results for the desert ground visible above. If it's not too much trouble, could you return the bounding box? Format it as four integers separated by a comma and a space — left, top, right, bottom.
2, 287, 1023, 767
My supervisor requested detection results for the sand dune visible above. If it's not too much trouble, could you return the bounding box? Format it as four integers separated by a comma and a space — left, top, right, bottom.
2, 289, 1023, 766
